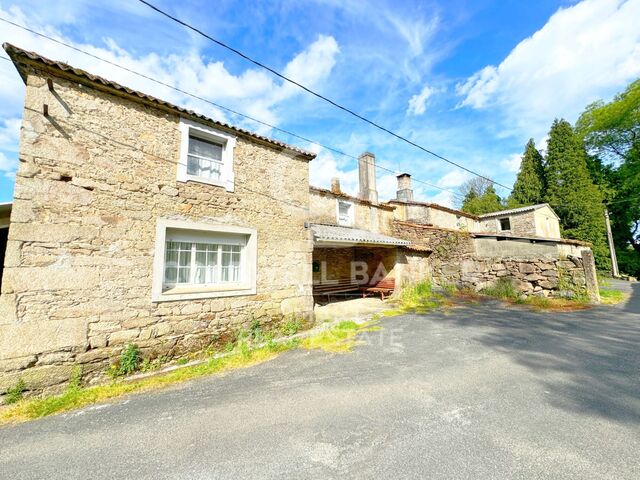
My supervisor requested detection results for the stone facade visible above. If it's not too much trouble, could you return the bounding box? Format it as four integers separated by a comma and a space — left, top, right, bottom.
309, 187, 394, 234
0, 59, 314, 395
393, 221, 598, 300
478, 205, 561, 239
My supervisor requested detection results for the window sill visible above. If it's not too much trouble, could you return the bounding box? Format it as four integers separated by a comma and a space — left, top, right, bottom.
153, 283, 256, 302
177, 175, 233, 192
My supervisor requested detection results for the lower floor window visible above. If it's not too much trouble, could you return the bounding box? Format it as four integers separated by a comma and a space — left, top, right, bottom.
164, 241, 242, 289
153, 219, 257, 301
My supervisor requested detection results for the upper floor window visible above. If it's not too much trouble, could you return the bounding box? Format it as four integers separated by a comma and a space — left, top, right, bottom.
178, 118, 236, 192
499, 217, 511, 231
337, 200, 354, 226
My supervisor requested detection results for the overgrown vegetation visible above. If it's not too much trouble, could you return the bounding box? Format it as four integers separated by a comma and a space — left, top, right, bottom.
475, 276, 590, 311
300, 320, 377, 353
108, 343, 141, 378
599, 288, 627, 305
280, 316, 304, 336
4, 379, 26, 405
479, 277, 519, 300
0, 337, 301, 425
0, 317, 372, 425
383, 280, 449, 315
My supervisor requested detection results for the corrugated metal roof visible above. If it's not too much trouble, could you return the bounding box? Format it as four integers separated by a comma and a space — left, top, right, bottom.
311, 224, 410, 246
479, 203, 558, 219
3, 43, 315, 160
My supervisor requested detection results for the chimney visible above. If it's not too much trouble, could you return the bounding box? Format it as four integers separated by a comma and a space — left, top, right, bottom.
358, 152, 378, 203
330, 177, 341, 194
396, 173, 413, 202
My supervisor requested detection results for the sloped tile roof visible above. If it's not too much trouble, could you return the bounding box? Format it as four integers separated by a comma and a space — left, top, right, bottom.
3, 43, 315, 160
479, 203, 559, 219
311, 224, 410, 246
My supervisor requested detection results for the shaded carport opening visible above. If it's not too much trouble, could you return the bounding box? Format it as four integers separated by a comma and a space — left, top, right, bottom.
309, 224, 409, 306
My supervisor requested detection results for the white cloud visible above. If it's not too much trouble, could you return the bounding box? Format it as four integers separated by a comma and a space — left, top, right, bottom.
500, 153, 522, 173
0, 151, 18, 174
456, 0, 640, 138
407, 85, 434, 115
0, 118, 21, 150
436, 170, 471, 188
0, 7, 340, 141
426, 190, 455, 208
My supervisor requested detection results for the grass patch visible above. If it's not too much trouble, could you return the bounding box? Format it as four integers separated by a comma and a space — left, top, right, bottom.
4, 379, 26, 405
300, 320, 377, 353
1, 317, 378, 425
472, 277, 591, 311
480, 277, 519, 300
1, 340, 299, 426
599, 288, 627, 305
390, 280, 446, 314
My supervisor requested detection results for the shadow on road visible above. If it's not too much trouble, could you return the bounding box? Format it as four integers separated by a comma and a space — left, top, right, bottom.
437, 283, 640, 425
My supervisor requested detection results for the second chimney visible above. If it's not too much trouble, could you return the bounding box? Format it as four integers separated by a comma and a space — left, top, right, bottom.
330, 177, 341, 194
358, 152, 378, 203
396, 173, 413, 202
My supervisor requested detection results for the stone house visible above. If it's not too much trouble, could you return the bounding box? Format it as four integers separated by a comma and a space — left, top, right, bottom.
478, 204, 561, 238
0, 44, 316, 392
0, 45, 599, 396
308, 154, 429, 297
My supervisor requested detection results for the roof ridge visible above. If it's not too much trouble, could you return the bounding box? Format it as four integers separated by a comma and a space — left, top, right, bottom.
2, 42, 316, 159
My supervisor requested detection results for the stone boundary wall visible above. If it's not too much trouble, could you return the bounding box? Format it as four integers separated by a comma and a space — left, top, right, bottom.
393, 221, 599, 300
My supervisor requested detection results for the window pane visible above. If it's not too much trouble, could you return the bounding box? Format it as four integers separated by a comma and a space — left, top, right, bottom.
164, 267, 178, 284
187, 155, 200, 176
194, 243, 218, 284
189, 136, 222, 160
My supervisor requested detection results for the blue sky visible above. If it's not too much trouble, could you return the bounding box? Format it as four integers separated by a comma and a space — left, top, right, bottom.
0, 0, 639, 205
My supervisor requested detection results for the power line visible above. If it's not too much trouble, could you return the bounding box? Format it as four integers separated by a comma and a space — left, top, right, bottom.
605, 193, 640, 206
137, 0, 511, 191
0, 16, 464, 201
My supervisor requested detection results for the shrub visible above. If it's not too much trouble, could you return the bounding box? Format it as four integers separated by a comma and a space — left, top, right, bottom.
5, 379, 26, 405
280, 317, 304, 336
109, 343, 141, 378
396, 280, 442, 312
480, 277, 519, 300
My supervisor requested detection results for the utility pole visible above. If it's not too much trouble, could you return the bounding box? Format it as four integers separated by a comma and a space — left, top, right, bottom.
604, 208, 619, 277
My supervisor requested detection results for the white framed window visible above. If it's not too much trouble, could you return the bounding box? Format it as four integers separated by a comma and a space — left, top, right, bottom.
499, 217, 511, 232
336, 200, 354, 226
178, 118, 236, 192
152, 219, 257, 302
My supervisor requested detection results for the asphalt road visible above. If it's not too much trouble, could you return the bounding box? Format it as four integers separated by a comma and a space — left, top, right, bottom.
2, 280, 639, 479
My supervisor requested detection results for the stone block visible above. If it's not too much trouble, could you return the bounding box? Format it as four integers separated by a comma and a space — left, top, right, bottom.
524, 273, 544, 282
518, 263, 536, 274
0, 365, 76, 393
107, 329, 140, 346
0, 319, 88, 360
5, 266, 100, 292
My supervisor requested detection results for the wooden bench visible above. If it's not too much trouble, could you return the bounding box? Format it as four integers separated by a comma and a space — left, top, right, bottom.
313, 278, 360, 300
361, 278, 395, 300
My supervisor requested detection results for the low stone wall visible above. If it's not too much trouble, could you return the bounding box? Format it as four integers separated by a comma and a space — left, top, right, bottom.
434, 254, 591, 297
392, 220, 599, 300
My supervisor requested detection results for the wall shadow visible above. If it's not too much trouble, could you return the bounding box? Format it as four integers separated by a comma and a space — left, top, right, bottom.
431, 287, 640, 424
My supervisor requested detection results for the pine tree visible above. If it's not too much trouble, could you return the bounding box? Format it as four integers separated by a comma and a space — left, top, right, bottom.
509, 139, 545, 207
544, 119, 610, 269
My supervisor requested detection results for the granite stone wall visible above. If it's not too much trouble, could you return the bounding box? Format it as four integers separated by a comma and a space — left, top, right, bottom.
0, 68, 313, 397
393, 221, 599, 300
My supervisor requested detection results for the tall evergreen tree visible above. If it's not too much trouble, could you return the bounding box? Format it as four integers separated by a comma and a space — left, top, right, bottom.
509, 139, 545, 207
544, 119, 610, 269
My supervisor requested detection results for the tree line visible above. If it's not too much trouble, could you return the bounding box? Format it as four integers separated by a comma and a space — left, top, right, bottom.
457, 79, 639, 275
